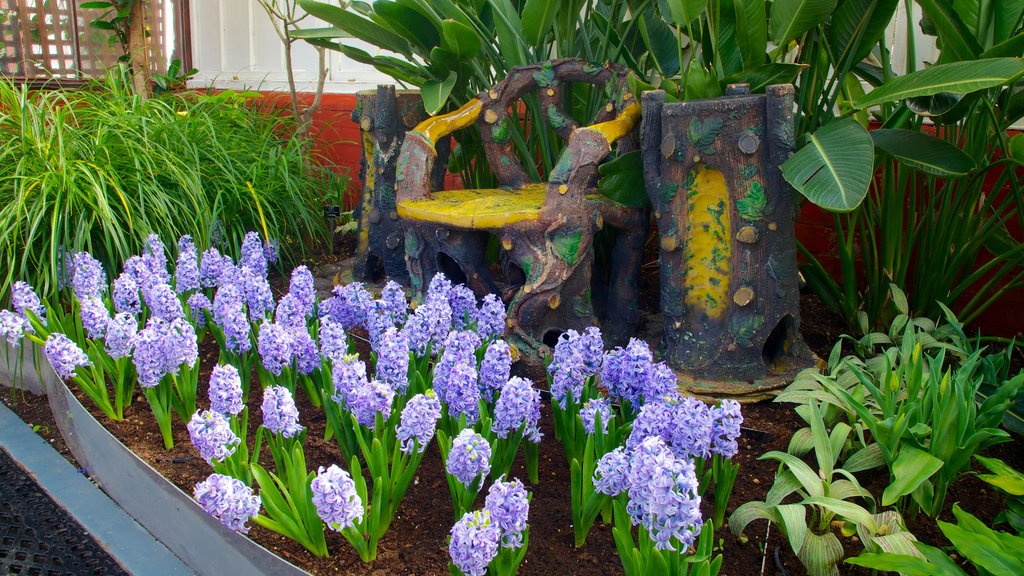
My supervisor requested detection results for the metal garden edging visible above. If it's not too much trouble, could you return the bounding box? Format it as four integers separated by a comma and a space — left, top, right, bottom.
1, 341, 58, 396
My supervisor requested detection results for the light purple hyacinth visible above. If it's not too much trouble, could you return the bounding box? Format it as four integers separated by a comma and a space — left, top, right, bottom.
580, 397, 613, 435
484, 477, 529, 549
104, 312, 137, 360
79, 296, 111, 339
264, 239, 279, 265
144, 282, 184, 322
290, 329, 319, 375
318, 317, 348, 363
400, 309, 430, 357
601, 338, 658, 406
240, 231, 268, 278
187, 293, 212, 328
445, 360, 481, 425
348, 379, 395, 427
449, 509, 500, 576
331, 355, 368, 407
71, 252, 107, 300
166, 318, 199, 371
143, 234, 171, 285
261, 385, 303, 437
549, 328, 602, 379
626, 436, 702, 551
321, 282, 372, 330
478, 340, 512, 402
199, 248, 228, 288
289, 266, 316, 316
122, 256, 150, 290
257, 321, 293, 376
112, 273, 142, 315
474, 294, 507, 341
447, 429, 491, 489
0, 311, 28, 346
433, 330, 481, 404
710, 400, 743, 458
397, 391, 441, 454
381, 280, 407, 325
275, 293, 306, 331
549, 340, 587, 409
594, 447, 630, 496
44, 333, 90, 379
648, 362, 679, 401
448, 284, 477, 330
12, 281, 46, 322
366, 300, 395, 351
132, 318, 198, 388
188, 410, 241, 464
374, 327, 409, 393
193, 473, 261, 534
209, 364, 244, 416
175, 235, 200, 293
626, 395, 714, 461
492, 377, 541, 443
426, 273, 452, 306
238, 266, 274, 322
213, 285, 251, 355
311, 465, 364, 531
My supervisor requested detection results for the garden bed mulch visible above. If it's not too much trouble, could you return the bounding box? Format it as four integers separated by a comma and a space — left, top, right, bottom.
4, 291, 1023, 576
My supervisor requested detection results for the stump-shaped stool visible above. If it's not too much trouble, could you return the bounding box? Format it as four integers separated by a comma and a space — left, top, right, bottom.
641, 85, 816, 397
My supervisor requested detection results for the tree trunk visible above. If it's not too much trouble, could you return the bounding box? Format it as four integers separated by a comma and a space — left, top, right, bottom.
127, 1, 152, 100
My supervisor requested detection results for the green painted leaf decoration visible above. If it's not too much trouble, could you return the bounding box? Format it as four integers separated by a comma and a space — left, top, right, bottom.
533, 61, 556, 87
736, 181, 767, 221
687, 117, 723, 155
553, 230, 583, 265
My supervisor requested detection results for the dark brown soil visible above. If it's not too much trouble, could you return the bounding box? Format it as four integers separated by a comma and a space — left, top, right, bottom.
5, 290, 1022, 576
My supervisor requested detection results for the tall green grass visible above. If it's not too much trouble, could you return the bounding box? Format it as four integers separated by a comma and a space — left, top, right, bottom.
0, 68, 330, 301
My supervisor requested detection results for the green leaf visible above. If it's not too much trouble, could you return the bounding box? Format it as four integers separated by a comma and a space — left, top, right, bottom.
856, 59, 1024, 109
374, 1, 440, 52
870, 129, 975, 176
776, 504, 808, 554
846, 552, 946, 575
805, 496, 875, 529
827, 0, 898, 69
882, 446, 944, 506
641, 10, 681, 78
598, 151, 650, 208
976, 455, 1024, 496
80, 1, 114, 8
940, 518, 1024, 574
798, 530, 844, 576
782, 118, 874, 212
844, 442, 884, 473
732, 0, 767, 69
663, 0, 709, 27
421, 72, 457, 115
729, 501, 779, 535
299, 0, 413, 56
288, 27, 345, 40
760, 451, 825, 497
914, 0, 982, 63
768, 0, 837, 46
440, 19, 481, 59
521, 0, 558, 48
1008, 134, 1024, 165
723, 63, 804, 93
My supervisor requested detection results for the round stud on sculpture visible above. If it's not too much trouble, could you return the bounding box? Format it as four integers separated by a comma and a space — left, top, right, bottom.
661, 135, 675, 158
605, 103, 614, 112
661, 235, 677, 252
360, 117, 371, 131
548, 294, 560, 309
733, 287, 754, 307
768, 222, 778, 231
501, 237, 513, 250
488, 89, 498, 100
386, 235, 400, 250
368, 209, 381, 224
389, 210, 399, 221
738, 133, 760, 154
558, 185, 568, 195
737, 226, 759, 244
484, 109, 498, 124
546, 88, 555, 96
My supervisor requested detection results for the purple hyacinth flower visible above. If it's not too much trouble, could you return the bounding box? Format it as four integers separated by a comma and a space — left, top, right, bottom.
580, 397, 613, 435
175, 235, 200, 294
193, 473, 261, 534
601, 338, 656, 406
290, 329, 319, 376
399, 307, 432, 357
484, 477, 529, 549
448, 284, 477, 330
188, 410, 241, 464
0, 311, 28, 346
187, 293, 212, 328
397, 391, 441, 454
447, 429, 491, 489
321, 282, 372, 331
133, 319, 167, 388
275, 293, 306, 331
71, 252, 107, 300
12, 281, 46, 322
549, 341, 587, 409
199, 247, 228, 288
381, 280, 407, 325
44, 333, 90, 379
474, 294, 507, 341
331, 355, 368, 407
449, 509, 500, 576
318, 317, 348, 363
213, 285, 251, 355
79, 296, 111, 339
593, 447, 630, 496
104, 312, 137, 360
445, 360, 481, 425
347, 379, 395, 427
366, 300, 395, 351
492, 377, 541, 443
122, 256, 151, 291
667, 395, 714, 460
433, 330, 481, 404
311, 465, 364, 531
240, 231, 268, 278
112, 273, 142, 315
144, 282, 184, 322
626, 436, 702, 552
710, 400, 743, 458
261, 385, 303, 437
289, 266, 316, 316
143, 234, 171, 285
264, 238, 279, 265
238, 266, 274, 322
647, 362, 679, 402
374, 327, 409, 393
549, 328, 602, 379
257, 321, 293, 376
165, 318, 199, 374
425, 273, 452, 307
209, 364, 244, 416
478, 340, 512, 402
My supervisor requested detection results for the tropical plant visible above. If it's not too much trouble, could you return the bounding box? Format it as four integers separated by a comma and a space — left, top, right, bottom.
976, 455, 1024, 535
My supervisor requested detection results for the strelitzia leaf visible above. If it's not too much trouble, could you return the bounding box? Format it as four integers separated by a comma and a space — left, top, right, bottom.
782, 118, 874, 212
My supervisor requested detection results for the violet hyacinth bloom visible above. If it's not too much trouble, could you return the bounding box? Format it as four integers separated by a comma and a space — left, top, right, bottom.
71, 252, 107, 299
44, 333, 90, 379
112, 273, 142, 315
144, 282, 184, 322
311, 465, 364, 531
261, 385, 303, 437
492, 377, 541, 443
425, 273, 452, 306
186, 293, 212, 328
400, 309, 431, 357
213, 284, 251, 355
275, 293, 306, 331
365, 300, 395, 351
397, 391, 441, 454
627, 395, 714, 461
478, 340, 512, 402
331, 355, 368, 407
348, 379, 395, 427
209, 364, 244, 416
104, 312, 137, 360
447, 429, 491, 488
593, 447, 630, 496
449, 509, 500, 576
549, 345, 587, 408
187, 410, 241, 464
79, 296, 110, 339
288, 265, 316, 314
175, 235, 200, 294
710, 400, 743, 458
601, 338, 656, 406
320, 282, 372, 330
433, 330, 481, 404
193, 473, 261, 534
257, 321, 293, 376
484, 477, 529, 548
380, 280, 407, 325
578, 327, 605, 375
0, 311, 28, 346
12, 281, 46, 322
133, 318, 198, 387
264, 238, 279, 265
374, 327, 409, 393
143, 234, 171, 285
291, 329, 319, 375
445, 359, 481, 425
199, 247, 228, 288
318, 317, 348, 363
122, 256, 151, 291
474, 294, 506, 341
626, 436, 702, 551
238, 266, 274, 322
580, 397, 613, 435
448, 284, 477, 330
240, 231, 268, 278
165, 318, 199, 373
648, 362, 679, 401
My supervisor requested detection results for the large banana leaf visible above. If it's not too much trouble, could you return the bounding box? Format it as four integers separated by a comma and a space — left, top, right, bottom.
768, 0, 837, 46
870, 130, 975, 177
781, 118, 874, 211
521, 0, 558, 48
914, 0, 983, 63
856, 58, 1024, 109
298, 0, 413, 56
373, 1, 439, 52
826, 0, 898, 71
731, 0, 767, 69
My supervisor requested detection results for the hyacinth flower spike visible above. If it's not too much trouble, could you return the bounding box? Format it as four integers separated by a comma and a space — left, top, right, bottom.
440, 428, 493, 520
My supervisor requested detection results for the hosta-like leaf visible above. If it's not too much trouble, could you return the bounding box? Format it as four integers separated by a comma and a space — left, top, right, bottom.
804, 496, 875, 530
767, 470, 804, 506
798, 530, 843, 576
846, 552, 946, 575
855, 58, 1024, 109
782, 118, 874, 212
787, 427, 814, 456
760, 451, 825, 498
870, 130, 975, 176
729, 501, 779, 535
843, 443, 884, 473
882, 446, 943, 506
777, 504, 809, 555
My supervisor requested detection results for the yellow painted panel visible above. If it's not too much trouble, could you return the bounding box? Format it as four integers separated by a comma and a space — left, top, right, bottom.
414, 99, 483, 147
397, 183, 548, 229
683, 165, 732, 320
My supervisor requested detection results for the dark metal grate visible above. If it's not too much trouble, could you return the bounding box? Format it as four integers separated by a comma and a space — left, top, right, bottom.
0, 448, 129, 576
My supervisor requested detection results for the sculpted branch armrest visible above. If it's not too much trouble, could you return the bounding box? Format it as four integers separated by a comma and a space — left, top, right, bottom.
396, 99, 483, 203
